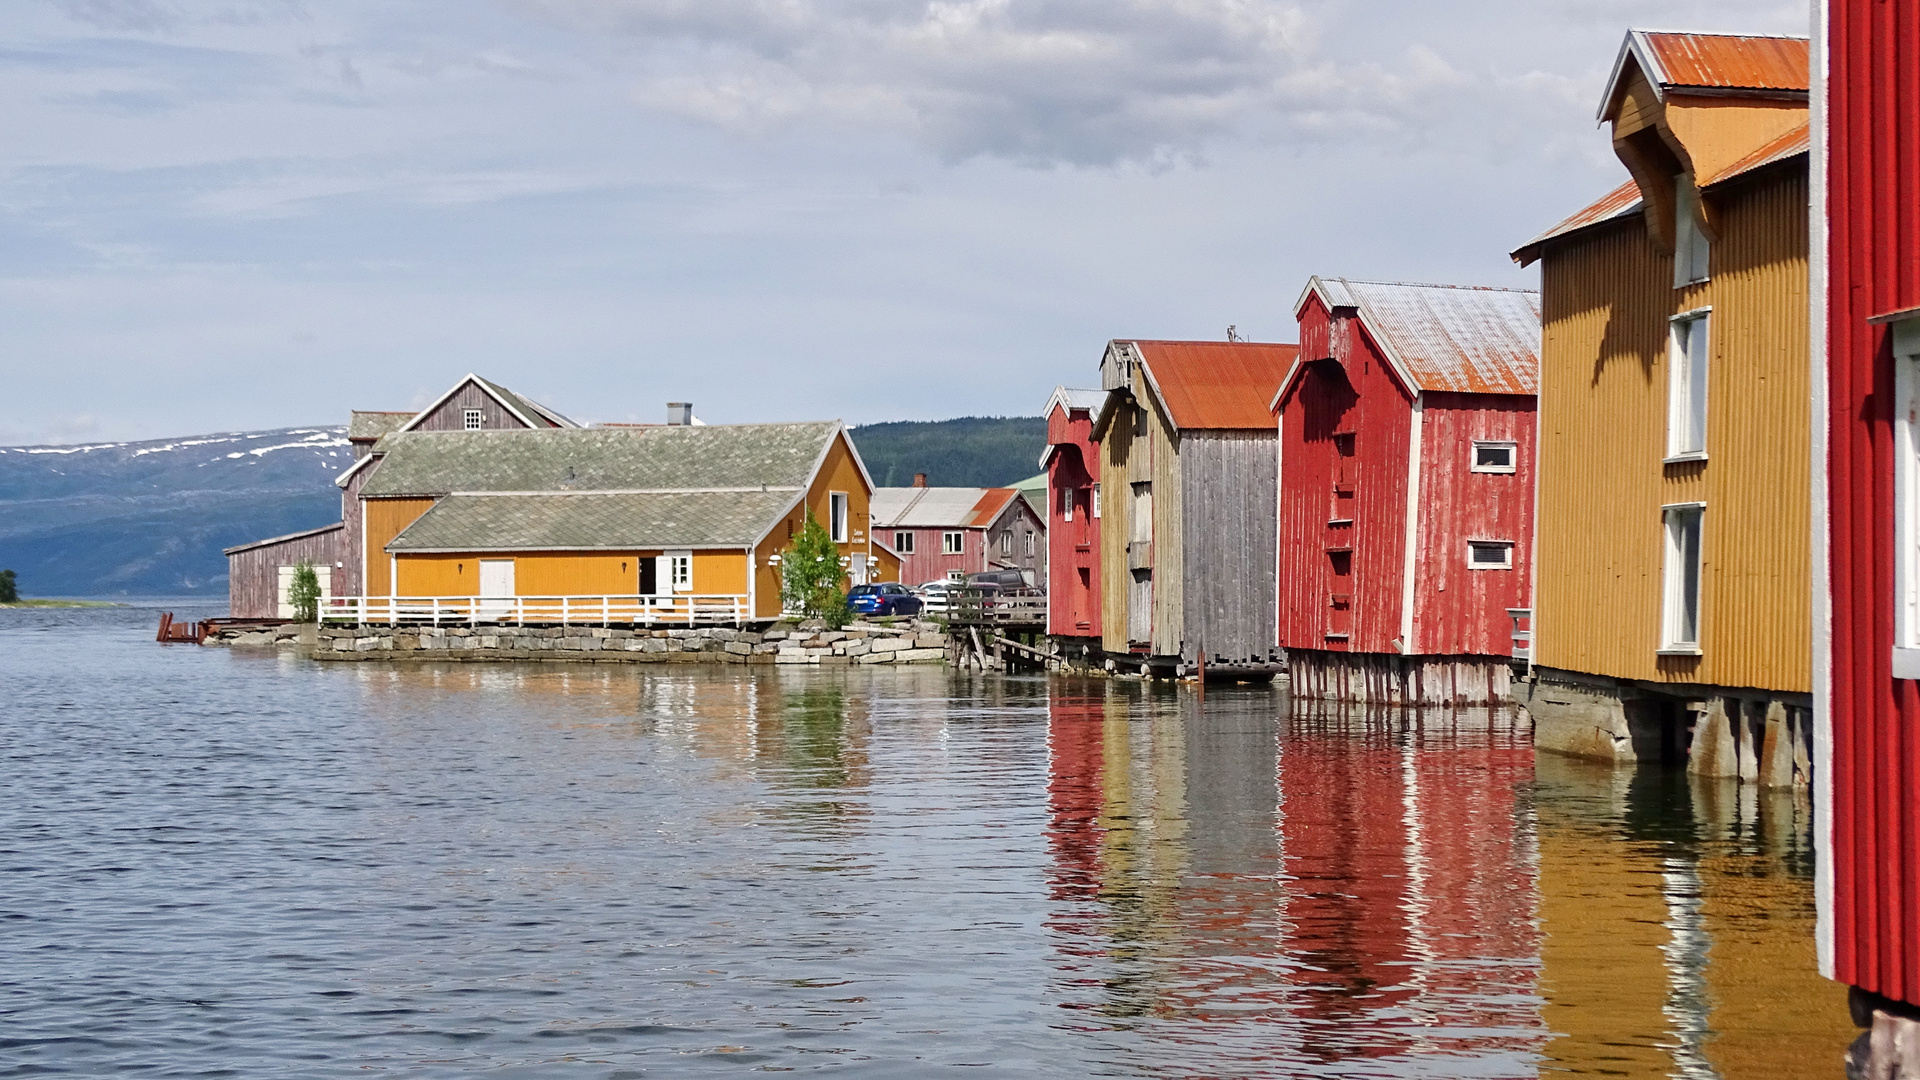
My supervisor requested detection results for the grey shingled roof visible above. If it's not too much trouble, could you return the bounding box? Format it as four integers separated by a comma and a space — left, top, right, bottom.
387, 491, 797, 551
473, 375, 576, 428
361, 422, 842, 497
349, 411, 414, 441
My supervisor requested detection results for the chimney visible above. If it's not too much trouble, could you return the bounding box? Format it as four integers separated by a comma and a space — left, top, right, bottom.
667, 402, 693, 426
913, 473, 928, 488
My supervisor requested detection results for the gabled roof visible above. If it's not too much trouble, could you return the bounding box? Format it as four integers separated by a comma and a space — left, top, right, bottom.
1510, 121, 1809, 266
386, 490, 797, 552
871, 486, 1021, 530
1599, 30, 1809, 119
349, 411, 413, 442
222, 521, 344, 556
359, 422, 847, 498
1044, 386, 1106, 417
1287, 278, 1540, 399
1122, 341, 1299, 430
396, 374, 578, 434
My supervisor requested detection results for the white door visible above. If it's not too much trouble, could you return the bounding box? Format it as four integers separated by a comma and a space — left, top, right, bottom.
478, 559, 515, 619
276, 565, 333, 619
850, 553, 868, 586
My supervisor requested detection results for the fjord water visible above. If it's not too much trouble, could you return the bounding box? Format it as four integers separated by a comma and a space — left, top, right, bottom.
2, 608, 1850, 1077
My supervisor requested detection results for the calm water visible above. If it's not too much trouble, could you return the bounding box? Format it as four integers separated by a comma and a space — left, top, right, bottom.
1, 607, 1851, 1077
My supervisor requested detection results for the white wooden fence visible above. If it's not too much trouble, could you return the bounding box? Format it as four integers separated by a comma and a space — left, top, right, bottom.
320, 594, 752, 627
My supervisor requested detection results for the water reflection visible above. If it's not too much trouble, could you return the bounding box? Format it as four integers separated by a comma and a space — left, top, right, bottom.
0, 615, 1854, 1077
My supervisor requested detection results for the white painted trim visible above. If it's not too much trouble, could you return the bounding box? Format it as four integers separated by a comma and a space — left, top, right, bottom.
1808, 0, 1834, 976
1400, 394, 1424, 651
1892, 322, 1920, 671
1659, 502, 1707, 651
390, 544, 756, 554
446, 486, 804, 497
1470, 440, 1519, 474
397, 374, 541, 433
333, 451, 380, 489
1667, 308, 1713, 460
1466, 539, 1515, 570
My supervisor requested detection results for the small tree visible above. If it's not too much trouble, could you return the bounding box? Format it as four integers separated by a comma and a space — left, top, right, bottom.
779, 511, 848, 626
286, 561, 322, 623
0, 569, 16, 604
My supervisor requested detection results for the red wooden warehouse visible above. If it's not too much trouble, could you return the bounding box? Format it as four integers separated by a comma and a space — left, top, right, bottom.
1815, 0, 1920, 1058
1041, 386, 1104, 649
1273, 277, 1541, 704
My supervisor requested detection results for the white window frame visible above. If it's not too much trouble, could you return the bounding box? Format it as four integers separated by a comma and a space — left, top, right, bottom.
1892, 320, 1920, 677
1466, 540, 1514, 570
1659, 503, 1705, 654
463, 408, 484, 430
1470, 440, 1518, 474
942, 531, 964, 555
1092, 484, 1101, 519
1674, 174, 1711, 288
894, 530, 914, 554
1061, 487, 1074, 522
828, 492, 849, 543
1000, 531, 1012, 556
1666, 309, 1711, 462
665, 551, 692, 594
1025, 531, 1035, 557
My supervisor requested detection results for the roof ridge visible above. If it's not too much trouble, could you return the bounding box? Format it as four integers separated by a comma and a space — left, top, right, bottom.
1629, 27, 1809, 41
1333, 278, 1540, 294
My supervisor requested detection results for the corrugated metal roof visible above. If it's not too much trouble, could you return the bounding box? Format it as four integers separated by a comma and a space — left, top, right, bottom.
361, 422, 840, 497
1126, 341, 1299, 429
1600, 30, 1808, 120
1641, 31, 1809, 93
1511, 122, 1808, 265
387, 490, 795, 551
1045, 386, 1106, 415
870, 486, 1018, 529
350, 411, 414, 441
1300, 278, 1540, 396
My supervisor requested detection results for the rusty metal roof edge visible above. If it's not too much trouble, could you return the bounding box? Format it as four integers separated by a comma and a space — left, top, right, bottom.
1598, 28, 1811, 121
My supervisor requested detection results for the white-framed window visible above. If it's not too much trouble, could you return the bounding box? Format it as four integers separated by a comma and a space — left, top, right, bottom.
1674, 174, 1711, 288
943, 531, 964, 555
1000, 532, 1012, 555
1471, 441, 1517, 474
1061, 487, 1074, 522
1660, 504, 1705, 653
829, 492, 849, 543
894, 531, 914, 554
463, 408, 484, 430
1892, 319, 1920, 677
1092, 484, 1101, 519
1467, 540, 1514, 570
1667, 310, 1710, 460
664, 551, 692, 593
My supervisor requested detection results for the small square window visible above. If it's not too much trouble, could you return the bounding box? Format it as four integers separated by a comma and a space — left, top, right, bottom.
463, 408, 484, 430
1471, 441, 1517, 473
1468, 541, 1514, 570
894, 531, 914, 554
943, 531, 964, 555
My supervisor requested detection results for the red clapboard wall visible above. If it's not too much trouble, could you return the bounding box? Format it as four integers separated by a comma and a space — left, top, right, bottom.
1819, 0, 1920, 1009
1044, 392, 1103, 639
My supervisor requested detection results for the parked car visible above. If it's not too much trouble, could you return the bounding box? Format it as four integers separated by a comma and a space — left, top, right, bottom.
915, 580, 958, 615
967, 568, 1031, 590
847, 583, 923, 617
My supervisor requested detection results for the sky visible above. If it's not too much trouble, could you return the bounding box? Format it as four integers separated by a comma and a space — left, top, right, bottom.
0, 0, 1809, 444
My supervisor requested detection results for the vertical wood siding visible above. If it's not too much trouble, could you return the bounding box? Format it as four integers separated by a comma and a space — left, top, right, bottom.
1045, 410, 1101, 637
1823, 0, 1920, 1005
1149, 377, 1183, 658
410, 382, 536, 432
1277, 295, 1413, 655
226, 525, 345, 618
1410, 393, 1536, 656
337, 466, 368, 598
1534, 165, 1808, 692
1099, 401, 1136, 651
1180, 430, 1278, 663
363, 497, 438, 596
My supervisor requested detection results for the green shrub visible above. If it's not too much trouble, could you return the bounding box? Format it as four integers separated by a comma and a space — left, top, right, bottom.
0, 569, 16, 603
779, 511, 848, 627
287, 562, 322, 622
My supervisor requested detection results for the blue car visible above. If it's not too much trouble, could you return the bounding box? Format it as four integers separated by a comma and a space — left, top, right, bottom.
847, 583, 923, 617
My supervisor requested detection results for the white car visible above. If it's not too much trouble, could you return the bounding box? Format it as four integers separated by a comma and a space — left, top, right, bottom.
916, 580, 958, 614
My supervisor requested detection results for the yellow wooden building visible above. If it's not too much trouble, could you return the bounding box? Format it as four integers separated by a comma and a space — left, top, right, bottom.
342, 419, 877, 623
1511, 31, 1811, 769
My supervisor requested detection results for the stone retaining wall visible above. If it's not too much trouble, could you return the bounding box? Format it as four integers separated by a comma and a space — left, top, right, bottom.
296, 620, 948, 665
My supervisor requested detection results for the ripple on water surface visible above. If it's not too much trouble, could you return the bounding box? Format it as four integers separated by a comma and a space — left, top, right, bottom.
0, 608, 1851, 1077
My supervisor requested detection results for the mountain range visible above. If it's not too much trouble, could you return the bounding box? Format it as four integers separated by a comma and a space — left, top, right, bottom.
0, 416, 1048, 599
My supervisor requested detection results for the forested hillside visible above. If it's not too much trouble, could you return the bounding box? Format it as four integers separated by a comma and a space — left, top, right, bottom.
848, 416, 1047, 488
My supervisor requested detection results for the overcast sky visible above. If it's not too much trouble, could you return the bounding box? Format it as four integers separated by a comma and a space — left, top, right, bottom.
1, 0, 1808, 444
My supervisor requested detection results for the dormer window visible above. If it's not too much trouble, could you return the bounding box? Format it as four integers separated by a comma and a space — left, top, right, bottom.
463, 408, 484, 430
1674, 174, 1710, 287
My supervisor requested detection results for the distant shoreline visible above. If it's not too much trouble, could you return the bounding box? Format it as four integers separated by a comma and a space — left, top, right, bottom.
0, 600, 126, 609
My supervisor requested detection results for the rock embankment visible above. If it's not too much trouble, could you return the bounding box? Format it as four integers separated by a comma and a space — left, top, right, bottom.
279, 620, 949, 664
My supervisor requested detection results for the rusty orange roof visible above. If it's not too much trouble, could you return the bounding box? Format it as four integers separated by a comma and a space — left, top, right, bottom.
966, 488, 1020, 528
1128, 341, 1298, 429
1512, 121, 1808, 265
1600, 30, 1808, 119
